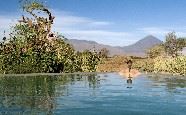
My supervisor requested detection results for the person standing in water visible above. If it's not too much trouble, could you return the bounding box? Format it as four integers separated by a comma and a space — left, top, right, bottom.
126, 58, 133, 73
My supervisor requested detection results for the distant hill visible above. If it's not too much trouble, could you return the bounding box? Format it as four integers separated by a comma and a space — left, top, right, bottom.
122, 35, 163, 56
67, 35, 162, 57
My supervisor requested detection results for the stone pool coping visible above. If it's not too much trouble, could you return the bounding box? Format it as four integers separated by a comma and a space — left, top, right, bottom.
0, 72, 113, 77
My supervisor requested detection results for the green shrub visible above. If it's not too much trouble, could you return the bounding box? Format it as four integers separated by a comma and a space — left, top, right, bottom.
0, 1, 100, 74
154, 56, 186, 75
133, 58, 154, 72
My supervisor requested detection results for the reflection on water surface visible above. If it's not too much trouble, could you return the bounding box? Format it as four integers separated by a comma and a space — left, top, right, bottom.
0, 73, 186, 115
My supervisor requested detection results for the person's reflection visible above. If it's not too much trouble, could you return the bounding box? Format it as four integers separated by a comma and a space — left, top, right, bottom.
127, 74, 132, 88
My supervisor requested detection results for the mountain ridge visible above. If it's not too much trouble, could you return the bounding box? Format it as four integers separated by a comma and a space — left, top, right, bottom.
67, 35, 163, 57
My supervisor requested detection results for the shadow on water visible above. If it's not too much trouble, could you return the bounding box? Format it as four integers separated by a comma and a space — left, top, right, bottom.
0, 73, 100, 115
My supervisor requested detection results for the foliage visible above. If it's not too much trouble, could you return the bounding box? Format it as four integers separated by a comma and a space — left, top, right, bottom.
0, 0, 100, 74
132, 58, 155, 72
154, 56, 186, 75
97, 56, 128, 72
98, 48, 109, 58
146, 44, 165, 58
132, 56, 186, 76
141, 32, 186, 75
164, 32, 185, 57
76, 50, 100, 72
177, 38, 186, 50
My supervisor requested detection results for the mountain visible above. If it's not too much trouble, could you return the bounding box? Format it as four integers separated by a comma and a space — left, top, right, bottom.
67, 35, 162, 57
67, 39, 125, 55
122, 35, 163, 56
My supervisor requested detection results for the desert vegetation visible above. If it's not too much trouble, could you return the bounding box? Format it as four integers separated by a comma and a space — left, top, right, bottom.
133, 32, 186, 76
97, 32, 186, 76
0, 1, 185, 76
0, 0, 101, 74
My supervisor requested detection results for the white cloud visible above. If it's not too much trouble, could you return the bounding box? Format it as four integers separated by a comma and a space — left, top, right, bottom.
0, 10, 151, 46
1, 9, 186, 46
0, 11, 132, 46
139, 27, 170, 35
49, 10, 136, 46
0, 16, 16, 31
63, 30, 129, 37
62, 30, 136, 46
51, 10, 112, 32
176, 32, 186, 37
90, 22, 110, 26
139, 27, 186, 40
0, 15, 19, 38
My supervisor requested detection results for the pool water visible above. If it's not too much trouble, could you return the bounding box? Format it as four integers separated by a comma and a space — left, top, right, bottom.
0, 73, 186, 115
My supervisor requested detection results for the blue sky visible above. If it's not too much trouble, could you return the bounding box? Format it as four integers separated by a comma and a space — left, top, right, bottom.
1, 0, 186, 46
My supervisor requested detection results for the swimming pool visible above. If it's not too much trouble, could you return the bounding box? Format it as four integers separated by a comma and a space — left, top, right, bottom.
0, 73, 186, 115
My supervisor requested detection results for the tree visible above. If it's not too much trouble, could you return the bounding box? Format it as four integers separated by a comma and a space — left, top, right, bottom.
164, 32, 179, 57
0, 0, 76, 73
98, 48, 109, 58
0, 0, 101, 74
